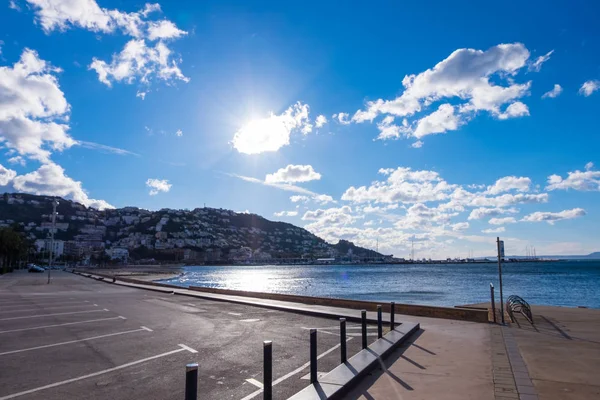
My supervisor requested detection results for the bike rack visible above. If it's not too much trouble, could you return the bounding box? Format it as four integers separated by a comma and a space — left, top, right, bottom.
506, 295, 533, 324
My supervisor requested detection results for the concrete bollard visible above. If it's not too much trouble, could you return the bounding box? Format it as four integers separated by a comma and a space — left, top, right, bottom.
112, 277, 116, 283
377, 305, 383, 339
339, 318, 347, 364
390, 302, 395, 330
185, 363, 198, 400
361, 310, 367, 349
310, 329, 318, 384
263, 341, 272, 400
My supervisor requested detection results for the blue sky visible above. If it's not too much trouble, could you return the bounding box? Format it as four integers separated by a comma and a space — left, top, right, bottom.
1, 0, 600, 258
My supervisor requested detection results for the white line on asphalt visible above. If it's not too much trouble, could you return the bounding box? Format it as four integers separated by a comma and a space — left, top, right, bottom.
0, 309, 107, 321
0, 347, 188, 400
140, 326, 153, 332
178, 344, 198, 353
0, 299, 90, 309
0, 316, 126, 334
0, 304, 97, 314
245, 378, 263, 389
301, 326, 378, 330
240, 338, 354, 400
0, 328, 149, 356
118, 316, 127, 319
228, 312, 242, 316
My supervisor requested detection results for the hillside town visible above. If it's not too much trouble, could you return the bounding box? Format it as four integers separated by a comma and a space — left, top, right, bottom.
0, 193, 389, 265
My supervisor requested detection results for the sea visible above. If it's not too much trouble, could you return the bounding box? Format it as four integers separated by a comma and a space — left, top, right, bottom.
159, 260, 600, 309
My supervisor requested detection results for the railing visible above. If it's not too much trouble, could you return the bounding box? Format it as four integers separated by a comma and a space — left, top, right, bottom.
506, 295, 533, 324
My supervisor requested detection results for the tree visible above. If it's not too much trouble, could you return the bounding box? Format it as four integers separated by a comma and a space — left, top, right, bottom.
0, 228, 28, 273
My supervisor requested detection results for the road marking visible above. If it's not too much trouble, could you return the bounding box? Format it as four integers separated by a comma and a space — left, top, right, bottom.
178, 344, 198, 354
301, 326, 378, 330
93, 304, 98, 306
228, 312, 242, 316
140, 326, 153, 332
0, 316, 126, 334
0, 347, 188, 400
0, 309, 107, 321
0, 304, 97, 314
0, 299, 88, 309
240, 338, 354, 400
240, 319, 260, 322
0, 328, 148, 356
246, 378, 263, 388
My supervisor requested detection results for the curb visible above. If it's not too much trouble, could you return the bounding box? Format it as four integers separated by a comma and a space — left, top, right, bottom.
287, 322, 420, 400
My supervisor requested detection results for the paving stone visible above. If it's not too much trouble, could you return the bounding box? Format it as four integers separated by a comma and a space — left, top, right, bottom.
514, 377, 533, 387
518, 395, 539, 400
517, 385, 537, 395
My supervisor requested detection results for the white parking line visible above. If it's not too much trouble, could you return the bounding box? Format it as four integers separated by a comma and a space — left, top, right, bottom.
0, 309, 108, 321
245, 378, 263, 388
0, 316, 126, 334
0, 327, 150, 356
240, 338, 354, 400
178, 344, 198, 353
0, 300, 90, 309
0, 304, 97, 314
0, 346, 196, 400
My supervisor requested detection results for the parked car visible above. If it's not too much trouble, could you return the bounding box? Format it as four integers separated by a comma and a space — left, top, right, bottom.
28, 265, 45, 273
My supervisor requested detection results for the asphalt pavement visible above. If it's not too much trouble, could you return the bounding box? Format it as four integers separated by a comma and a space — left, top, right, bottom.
0, 271, 379, 400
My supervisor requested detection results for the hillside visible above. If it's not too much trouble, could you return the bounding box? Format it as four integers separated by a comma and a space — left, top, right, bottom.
0, 193, 383, 263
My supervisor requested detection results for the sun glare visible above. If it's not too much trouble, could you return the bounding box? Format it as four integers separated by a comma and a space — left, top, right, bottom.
232, 115, 291, 154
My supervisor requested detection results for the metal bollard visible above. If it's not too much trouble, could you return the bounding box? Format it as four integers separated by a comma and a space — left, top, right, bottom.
310, 329, 318, 383
340, 318, 347, 363
112, 277, 116, 283
263, 341, 272, 400
390, 302, 395, 330
361, 310, 367, 349
490, 283, 496, 323
185, 363, 198, 400
377, 305, 383, 338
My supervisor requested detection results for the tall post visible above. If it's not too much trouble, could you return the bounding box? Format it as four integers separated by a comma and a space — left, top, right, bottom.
361, 310, 367, 349
263, 341, 272, 400
497, 237, 505, 324
339, 318, 347, 364
377, 305, 383, 339
185, 363, 198, 400
310, 329, 317, 384
490, 283, 496, 323
390, 302, 395, 330
49, 199, 58, 270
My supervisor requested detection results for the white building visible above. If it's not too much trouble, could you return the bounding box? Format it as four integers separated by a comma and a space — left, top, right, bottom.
34, 239, 65, 258
107, 247, 129, 260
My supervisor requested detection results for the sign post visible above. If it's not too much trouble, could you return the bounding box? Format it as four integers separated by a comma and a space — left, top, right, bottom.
497, 237, 505, 324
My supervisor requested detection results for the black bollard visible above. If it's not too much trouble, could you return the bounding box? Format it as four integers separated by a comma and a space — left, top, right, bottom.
390, 302, 395, 330
377, 305, 383, 339
263, 341, 272, 400
185, 363, 198, 400
340, 318, 347, 363
361, 310, 367, 349
490, 283, 496, 323
112, 277, 116, 283
310, 329, 318, 383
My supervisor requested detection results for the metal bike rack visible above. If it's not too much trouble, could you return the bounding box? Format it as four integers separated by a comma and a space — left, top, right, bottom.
506, 295, 533, 324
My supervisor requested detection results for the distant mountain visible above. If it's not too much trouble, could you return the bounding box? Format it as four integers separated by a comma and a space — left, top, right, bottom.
543, 252, 600, 260
0, 193, 383, 262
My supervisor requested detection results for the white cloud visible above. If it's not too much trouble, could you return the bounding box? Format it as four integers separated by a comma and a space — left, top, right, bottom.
136, 90, 147, 100
546, 164, 600, 191
542, 84, 562, 99
451, 222, 469, 231
351, 43, 532, 140
147, 20, 187, 41
0, 48, 75, 162
274, 210, 298, 217
334, 112, 351, 125
231, 102, 311, 154
413, 104, 462, 138
522, 208, 586, 224
76, 141, 139, 156
302, 206, 355, 227
313, 194, 335, 204
10, 162, 113, 209
342, 167, 455, 204
0, 164, 17, 185
489, 217, 517, 225
376, 116, 411, 140
175, 129, 183, 137
89, 39, 189, 87
497, 101, 529, 120
482, 227, 505, 234
229, 173, 320, 196
146, 178, 171, 195
265, 164, 321, 183
290, 195, 309, 203
529, 50, 553, 72
411, 140, 424, 148
7, 156, 26, 166
468, 207, 518, 220
579, 80, 599, 97
9, 0, 20, 11
315, 115, 327, 128
486, 176, 531, 195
